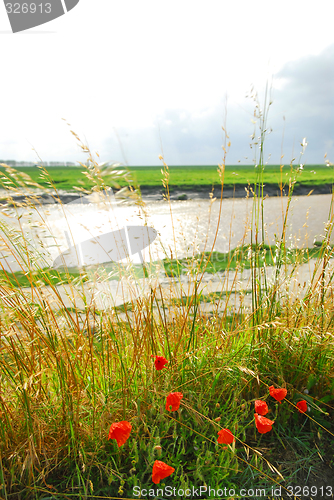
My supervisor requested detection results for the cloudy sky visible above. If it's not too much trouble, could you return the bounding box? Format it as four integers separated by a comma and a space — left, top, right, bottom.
0, 0, 333, 166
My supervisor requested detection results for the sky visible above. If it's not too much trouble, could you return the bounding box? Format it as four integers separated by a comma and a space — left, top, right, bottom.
0, 0, 333, 166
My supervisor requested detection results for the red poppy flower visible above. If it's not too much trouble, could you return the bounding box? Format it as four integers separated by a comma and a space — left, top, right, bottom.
296, 400, 307, 413
269, 385, 287, 404
217, 428, 235, 445
108, 421, 132, 447
152, 460, 175, 484
254, 413, 274, 434
154, 356, 168, 370
165, 392, 183, 412
254, 400, 269, 416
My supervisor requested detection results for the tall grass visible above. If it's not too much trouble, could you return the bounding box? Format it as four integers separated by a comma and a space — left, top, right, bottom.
0, 95, 334, 499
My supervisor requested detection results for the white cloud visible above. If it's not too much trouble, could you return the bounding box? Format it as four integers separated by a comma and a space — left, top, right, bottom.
0, 0, 333, 164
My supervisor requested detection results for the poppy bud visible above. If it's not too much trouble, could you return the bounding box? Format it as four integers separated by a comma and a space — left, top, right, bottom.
154, 445, 162, 457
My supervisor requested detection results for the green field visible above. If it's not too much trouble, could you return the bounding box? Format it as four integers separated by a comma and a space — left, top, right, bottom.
1, 163, 333, 192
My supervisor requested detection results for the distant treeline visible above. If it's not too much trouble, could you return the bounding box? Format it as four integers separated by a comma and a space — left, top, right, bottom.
0, 160, 77, 167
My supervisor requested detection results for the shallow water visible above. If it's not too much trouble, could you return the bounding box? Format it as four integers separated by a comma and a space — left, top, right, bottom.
0, 193, 333, 273
143, 193, 334, 256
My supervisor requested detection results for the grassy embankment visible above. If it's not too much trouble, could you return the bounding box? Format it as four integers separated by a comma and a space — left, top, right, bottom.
0, 105, 334, 499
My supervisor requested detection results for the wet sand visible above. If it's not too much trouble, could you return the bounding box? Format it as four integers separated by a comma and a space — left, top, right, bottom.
5, 257, 333, 327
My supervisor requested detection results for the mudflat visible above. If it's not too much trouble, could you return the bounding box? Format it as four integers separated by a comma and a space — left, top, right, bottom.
0, 182, 333, 205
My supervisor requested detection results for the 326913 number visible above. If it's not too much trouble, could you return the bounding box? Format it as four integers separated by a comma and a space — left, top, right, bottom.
287, 485, 333, 497
5, 3, 51, 14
